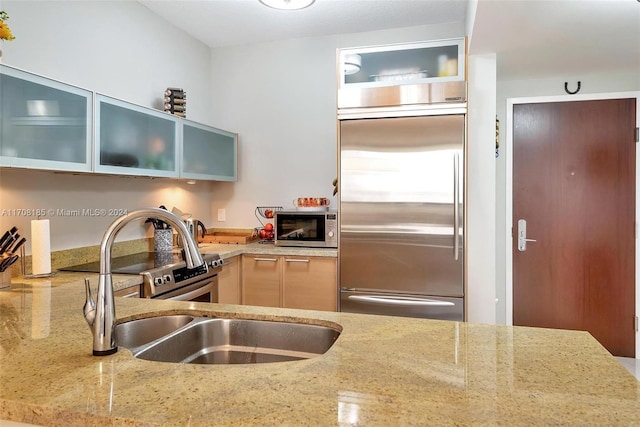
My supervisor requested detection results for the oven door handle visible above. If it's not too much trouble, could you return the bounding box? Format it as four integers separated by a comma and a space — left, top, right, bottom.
120, 290, 140, 298
163, 284, 213, 301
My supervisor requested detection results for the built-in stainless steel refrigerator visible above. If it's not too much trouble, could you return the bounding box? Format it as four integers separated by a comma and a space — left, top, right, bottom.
339, 114, 465, 321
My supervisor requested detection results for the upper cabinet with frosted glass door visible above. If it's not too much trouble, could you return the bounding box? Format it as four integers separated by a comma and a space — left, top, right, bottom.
337, 38, 467, 110
95, 94, 179, 177
181, 120, 237, 181
0, 65, 93, 171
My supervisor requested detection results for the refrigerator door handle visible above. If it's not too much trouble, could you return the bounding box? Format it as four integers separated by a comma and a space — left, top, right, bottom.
453, 152, 460, 261
347, 295, 455, 307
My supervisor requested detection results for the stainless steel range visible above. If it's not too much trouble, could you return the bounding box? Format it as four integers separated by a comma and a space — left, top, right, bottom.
141, 253, 223, 301
61, 252, 224, 302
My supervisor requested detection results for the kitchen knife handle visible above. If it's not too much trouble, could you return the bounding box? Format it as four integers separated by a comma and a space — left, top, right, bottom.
9, 237, 26, 255
0, 230, 12, 250
0, 234, 16, 254
453, 152, 460, 261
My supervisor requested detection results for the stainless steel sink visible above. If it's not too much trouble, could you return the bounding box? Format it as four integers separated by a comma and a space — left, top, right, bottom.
115, 316, 341, 364
115, 315, 194, 349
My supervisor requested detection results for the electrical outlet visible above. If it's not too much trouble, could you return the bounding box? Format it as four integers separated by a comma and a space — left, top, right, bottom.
217, 208, 226, 222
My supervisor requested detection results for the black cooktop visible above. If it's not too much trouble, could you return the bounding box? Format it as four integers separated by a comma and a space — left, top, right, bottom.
59, 252, 184, 275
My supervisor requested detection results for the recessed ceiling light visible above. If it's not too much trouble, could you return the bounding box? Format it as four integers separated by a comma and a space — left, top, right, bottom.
259, 0, 315, 11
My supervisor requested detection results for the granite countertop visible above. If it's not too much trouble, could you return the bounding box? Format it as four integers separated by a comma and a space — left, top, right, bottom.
199, 241, 337, 259
0, 274, 638, 426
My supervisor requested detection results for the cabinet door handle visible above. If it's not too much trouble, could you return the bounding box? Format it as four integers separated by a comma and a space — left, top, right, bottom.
223, 260, 234, 266
253, 257, 277, 262
285, 258, 310, 263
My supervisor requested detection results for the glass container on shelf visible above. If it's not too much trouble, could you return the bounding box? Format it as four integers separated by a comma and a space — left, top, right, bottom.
95, 94, 179, 177
0, 65, 92, 171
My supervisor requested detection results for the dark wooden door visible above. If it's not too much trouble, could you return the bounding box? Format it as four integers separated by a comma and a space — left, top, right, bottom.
513, 98, 636, 357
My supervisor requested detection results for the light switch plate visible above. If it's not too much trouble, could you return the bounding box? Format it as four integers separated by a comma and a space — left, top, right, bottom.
217, 208, 226, 222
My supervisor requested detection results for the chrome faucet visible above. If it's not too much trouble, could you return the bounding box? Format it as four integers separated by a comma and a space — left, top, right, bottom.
83, 207, 205, 356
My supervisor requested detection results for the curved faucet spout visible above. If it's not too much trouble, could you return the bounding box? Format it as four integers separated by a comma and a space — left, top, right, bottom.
85, 207, 205, 356
100, 208, 203, 273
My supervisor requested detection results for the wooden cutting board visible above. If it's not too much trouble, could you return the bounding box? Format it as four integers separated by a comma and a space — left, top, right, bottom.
199, 229, 259, 245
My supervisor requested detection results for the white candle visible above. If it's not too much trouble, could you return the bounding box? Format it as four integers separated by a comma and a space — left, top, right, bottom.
31, 219, 51, 275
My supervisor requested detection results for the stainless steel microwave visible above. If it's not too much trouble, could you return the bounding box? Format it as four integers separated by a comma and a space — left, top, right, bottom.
274, 210, 338, 248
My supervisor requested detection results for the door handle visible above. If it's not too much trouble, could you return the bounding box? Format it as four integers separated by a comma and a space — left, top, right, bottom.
453, 153, 460, 261
347, 295, 455, 307
517, 219, 537, 251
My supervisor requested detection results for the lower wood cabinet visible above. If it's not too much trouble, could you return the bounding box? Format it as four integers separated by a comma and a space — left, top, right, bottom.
241, 255, 337, 311
218, 255, 241, 304
282, 256, 337, 311
241, 256, 281, 308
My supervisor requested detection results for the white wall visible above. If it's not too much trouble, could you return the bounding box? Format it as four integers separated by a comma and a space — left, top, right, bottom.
467, 53, 497, 324
207, 23, 465, 228
495, 69, 640, 324
0, 0, 215, 251
1, 0, 212, 121
0, 169, 214, 251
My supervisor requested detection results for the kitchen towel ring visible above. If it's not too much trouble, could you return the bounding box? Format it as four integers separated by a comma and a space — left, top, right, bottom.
564, 81, 581, 95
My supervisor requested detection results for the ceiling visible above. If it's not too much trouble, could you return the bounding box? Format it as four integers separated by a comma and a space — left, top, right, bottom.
139, 0, 469, 47
140, 0, 640, 81
471, 0, 640, 80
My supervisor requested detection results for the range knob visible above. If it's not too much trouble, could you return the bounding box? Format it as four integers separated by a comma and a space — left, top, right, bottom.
210, 259, 224, 268
154, 277, 163, 286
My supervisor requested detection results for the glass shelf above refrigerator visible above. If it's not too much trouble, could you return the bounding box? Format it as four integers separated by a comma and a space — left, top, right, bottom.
337, 38, 467, 111
339, 38, 466, 89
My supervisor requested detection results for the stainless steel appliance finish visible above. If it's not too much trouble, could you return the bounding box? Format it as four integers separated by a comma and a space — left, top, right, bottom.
338, 81, 466, 110
140, 252, 222, 302
177, 218, 206, 248
339, 114, 465, 321
274, 210, 338, 248
340, 289, 463, 321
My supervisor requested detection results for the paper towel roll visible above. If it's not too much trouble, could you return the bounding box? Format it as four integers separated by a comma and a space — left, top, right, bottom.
31, 219, 51, 275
